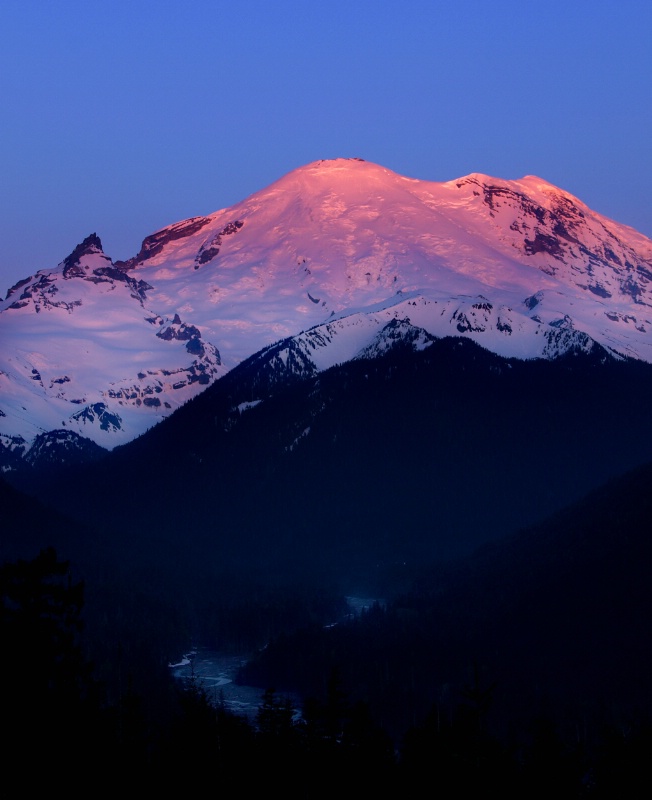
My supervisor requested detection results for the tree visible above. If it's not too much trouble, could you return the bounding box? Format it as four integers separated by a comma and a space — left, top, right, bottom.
0, 547, 104, 784
256, 687, 297, 740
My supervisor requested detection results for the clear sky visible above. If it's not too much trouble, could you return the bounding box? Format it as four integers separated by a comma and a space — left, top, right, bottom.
1, 0, 650, 296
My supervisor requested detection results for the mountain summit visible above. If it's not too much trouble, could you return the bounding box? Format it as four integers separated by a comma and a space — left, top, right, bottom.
2, 157, 652, 457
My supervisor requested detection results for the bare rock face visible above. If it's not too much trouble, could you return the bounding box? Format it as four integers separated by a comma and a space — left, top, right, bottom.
120, 216, 213, 268
156, 314, 201, 342
194, 220, 244, 268
62, 233, 105, 277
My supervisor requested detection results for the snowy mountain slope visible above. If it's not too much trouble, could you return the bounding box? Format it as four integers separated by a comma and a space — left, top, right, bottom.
2, 157, 652, 456
0, 233, 225, 451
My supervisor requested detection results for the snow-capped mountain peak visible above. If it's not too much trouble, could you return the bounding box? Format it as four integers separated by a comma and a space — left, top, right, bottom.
2, 157, 651, 458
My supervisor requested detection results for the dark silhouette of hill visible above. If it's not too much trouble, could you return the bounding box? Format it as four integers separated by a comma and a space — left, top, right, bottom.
238, 456, 652, 749
0, 474, 94, 568
410, 455, 652, 722
13, 337, 652, 601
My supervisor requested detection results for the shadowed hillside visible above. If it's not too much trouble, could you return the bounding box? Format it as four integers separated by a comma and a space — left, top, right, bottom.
13, 337, 652, 601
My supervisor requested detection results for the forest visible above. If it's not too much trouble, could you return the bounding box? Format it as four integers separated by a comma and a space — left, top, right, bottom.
3, 523, 652, 798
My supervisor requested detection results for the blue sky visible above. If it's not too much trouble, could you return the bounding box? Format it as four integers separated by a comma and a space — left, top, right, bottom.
1, 0, 650, 295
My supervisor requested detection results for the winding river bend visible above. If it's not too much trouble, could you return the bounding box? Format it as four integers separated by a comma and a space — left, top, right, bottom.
168, 650, 281, 721
168, 597, 382, 721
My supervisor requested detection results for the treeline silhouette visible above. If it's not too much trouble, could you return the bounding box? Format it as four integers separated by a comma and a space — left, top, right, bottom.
2, 547, 652, 797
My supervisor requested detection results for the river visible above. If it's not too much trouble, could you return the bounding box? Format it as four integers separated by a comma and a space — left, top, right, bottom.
168, 649, 282, 721
168, 596, 382, 722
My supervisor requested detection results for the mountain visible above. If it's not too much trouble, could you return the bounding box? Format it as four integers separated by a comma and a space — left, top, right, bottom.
5, 159, 652, 779
2, 157, 652, 468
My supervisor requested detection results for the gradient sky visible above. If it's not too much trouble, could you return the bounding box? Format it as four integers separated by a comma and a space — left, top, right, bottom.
1, 0, 650, 297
